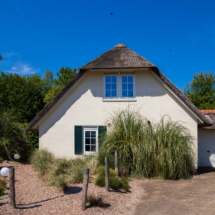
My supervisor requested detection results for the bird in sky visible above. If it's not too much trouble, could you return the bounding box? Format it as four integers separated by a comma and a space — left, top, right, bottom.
169, 49, 171, 51
0, 55, 2, 60
111, 12, 113, 15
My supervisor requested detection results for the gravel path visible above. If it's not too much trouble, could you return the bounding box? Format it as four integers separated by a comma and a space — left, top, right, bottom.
0, 162, 143, 215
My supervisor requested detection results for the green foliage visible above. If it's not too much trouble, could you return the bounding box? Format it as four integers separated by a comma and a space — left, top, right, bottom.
54, 67, 78, 87
43, 85, 63, 105
30, 149, 54, 176
43, 70, 54, 94
30, 149, 96, 189
95, 174, 129, 191
184, 71, 215, 109
0, 72, 45, 123
97, 152, 115, 169
0, 178, 7, 197
0, 112, 34, 161
120, 177, 130, 192
87, 195, 106, 208
99, 107, 195, 180
95, 175, 105, 187
96, 166, 116, 177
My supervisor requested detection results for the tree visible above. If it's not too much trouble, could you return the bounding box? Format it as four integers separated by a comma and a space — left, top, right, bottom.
43, 69, 54, 94
43, 85, 63, 105
0, 112, 34, 160
184, 71, 215, 109
0, 72, 45, 123
54, 67, 78, 86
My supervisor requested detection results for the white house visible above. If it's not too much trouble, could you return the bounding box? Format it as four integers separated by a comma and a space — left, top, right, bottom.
25, 44, 215, 167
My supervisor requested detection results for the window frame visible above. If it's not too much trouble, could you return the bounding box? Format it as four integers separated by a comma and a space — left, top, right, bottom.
82, 127, 98, 155
103, 73, 136, 101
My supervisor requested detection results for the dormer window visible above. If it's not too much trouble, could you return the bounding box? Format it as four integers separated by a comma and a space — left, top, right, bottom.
103, 73, 136, 101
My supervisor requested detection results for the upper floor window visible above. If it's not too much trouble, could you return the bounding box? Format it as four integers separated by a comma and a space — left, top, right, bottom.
122, 76, 133, 98
105, 76, 117, 98
104, 73, 135, 100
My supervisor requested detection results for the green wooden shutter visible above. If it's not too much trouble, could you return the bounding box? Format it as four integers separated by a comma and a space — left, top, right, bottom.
74, 126, 83, 154
98, 126, 107, 147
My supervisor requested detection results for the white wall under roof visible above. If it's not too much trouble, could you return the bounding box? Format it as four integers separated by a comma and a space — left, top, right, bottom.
38, 69, 198, 165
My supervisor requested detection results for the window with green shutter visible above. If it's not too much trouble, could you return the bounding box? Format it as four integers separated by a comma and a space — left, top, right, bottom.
74, 126, 107, 155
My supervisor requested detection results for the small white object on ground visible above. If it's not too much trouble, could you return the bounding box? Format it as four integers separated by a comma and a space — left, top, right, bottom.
14, 154, 20, 160
4, 160, 8, 163
0, 167, 9, 177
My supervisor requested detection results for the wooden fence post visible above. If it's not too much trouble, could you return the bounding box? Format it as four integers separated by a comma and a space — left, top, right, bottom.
105, 157, 109, 192
9, 167, 15, 208
82, 169, 89, 210
115, 150, 119, 177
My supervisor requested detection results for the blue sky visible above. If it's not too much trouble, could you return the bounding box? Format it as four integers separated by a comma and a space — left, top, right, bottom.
0, 0, 215, 91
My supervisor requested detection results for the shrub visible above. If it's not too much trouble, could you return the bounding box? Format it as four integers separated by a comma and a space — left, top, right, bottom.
87, 194, 106, 208
95, 174, 129, 191
99, 107, 195, 180
0, 178, 7, 196
30, 149, 54, 176
109, 177, 121, 189
120, 177, 130, 192
95, 166, 116, 177
0, 112, 34, 161
30, 149, 97, 189
95, 175, 105, 187
98, 152, 115, 169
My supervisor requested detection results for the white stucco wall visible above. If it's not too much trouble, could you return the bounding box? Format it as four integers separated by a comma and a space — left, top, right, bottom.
198, 129, 215, 167
38, 69, 198, 164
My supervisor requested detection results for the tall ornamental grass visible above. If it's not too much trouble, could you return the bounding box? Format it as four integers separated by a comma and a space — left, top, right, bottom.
99, 108, 195, 180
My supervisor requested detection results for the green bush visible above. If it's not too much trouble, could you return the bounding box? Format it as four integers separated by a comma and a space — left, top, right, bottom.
0, 178, 7, 196
96, 166, 116, 177
30, 149, 96, 189
95, 174, 129, 191
120, 177, 130, 192
99, 107, 195, 180
95, 175, 105, 187
0, 112, 34, 161
97, 152, 115, 169
109, 177, 121, 189
30, 149, 54, 176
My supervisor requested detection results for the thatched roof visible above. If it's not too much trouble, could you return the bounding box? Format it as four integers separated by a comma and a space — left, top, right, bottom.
81, 44, 156, 69
25, 44, 212, 131
200, 110, 215, 129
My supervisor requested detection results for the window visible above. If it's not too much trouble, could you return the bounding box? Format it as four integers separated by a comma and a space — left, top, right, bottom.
103, 74, 135, 100
83, 127, 98, 155
105, 76, 117, 98
122, 76, 133, 98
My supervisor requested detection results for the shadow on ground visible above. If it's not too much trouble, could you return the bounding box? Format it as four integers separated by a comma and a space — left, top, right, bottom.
64, 186, 82, 195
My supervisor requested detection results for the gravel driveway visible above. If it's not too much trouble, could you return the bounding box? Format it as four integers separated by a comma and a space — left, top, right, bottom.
135, 168, 215, 215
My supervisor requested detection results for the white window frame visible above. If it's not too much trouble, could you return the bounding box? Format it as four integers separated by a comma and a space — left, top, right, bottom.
103, 73, 136, 101
83, 127, 98, 155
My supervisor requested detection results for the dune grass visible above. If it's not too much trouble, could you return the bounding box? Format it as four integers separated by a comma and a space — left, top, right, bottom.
99, 107, 195, 180
0, 178, 7, 197
30, 149, 97, 189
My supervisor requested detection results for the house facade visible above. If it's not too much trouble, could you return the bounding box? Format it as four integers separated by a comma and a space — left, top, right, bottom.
26, 44, 214, 168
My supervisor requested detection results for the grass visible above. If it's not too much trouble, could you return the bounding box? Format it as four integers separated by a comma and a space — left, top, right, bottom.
87, 194, 106, 208
95, 166, 116, 177
99, 107, 195, 180
30, 149, 98, 189
95, 174, 130, 191
0, 178, 7, 197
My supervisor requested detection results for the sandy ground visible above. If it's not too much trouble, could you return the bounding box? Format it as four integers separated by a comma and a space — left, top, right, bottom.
0, 162, 143, 215
135, 169, 215, 215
